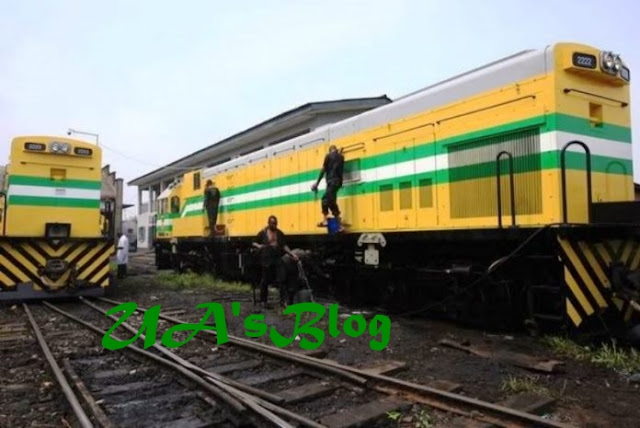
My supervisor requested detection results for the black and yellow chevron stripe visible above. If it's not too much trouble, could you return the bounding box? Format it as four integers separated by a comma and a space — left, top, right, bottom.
557, 236, 639, 327
0, 239, 114, 291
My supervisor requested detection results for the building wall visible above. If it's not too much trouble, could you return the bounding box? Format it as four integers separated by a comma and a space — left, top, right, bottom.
136, 211, 153, 249
122, 218, 138, 252
100, 165, 124, 243
115, 178, 123, 243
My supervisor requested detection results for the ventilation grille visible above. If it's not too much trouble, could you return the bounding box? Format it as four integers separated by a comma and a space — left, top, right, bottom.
448, 128, 542, 219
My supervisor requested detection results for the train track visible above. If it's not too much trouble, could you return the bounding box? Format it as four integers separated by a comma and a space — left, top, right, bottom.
2, 297, 578, 427
97, 296, 577, 427
0, 305, 80, 428
6, 302, 260, 427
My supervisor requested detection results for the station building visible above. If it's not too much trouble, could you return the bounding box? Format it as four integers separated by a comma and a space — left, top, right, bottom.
128, 96, 392, 250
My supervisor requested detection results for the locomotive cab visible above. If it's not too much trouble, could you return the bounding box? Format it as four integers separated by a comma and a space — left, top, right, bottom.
0, 136, 114, 300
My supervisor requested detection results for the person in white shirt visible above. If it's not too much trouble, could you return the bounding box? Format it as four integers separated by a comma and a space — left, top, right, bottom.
116, 233, 129, 279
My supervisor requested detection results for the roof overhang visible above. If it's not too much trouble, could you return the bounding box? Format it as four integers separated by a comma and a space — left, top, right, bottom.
128, 96, 390, 187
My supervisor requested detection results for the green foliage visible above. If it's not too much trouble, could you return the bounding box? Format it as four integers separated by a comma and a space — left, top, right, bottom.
415, 409, 432, 428
542, 336, 640, 373
386, 411, 401, 421
155, 271, 251, 293
501, 374, 550, 396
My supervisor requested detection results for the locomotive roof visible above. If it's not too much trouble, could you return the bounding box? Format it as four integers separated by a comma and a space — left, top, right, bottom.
203, 44, 553, 178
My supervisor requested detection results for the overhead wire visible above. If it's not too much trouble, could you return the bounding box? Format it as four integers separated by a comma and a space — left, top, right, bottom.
98, 140, 218, 171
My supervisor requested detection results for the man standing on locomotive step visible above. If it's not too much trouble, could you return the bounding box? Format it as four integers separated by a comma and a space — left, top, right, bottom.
203, 179, 221, 237
311, 145, 345, 231
116, 232, 129, 279
252, 215, 299, 309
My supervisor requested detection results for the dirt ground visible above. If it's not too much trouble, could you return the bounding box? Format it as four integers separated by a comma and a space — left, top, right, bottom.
3, 250, 637, 427
110, 251, 640, 428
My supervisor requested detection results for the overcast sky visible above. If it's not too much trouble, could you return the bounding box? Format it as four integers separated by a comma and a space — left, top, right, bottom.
1, 0, 638, 215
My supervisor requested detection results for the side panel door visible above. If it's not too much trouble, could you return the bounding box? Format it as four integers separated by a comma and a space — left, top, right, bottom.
374, 138, 397, 230
415, 132, 438, 229
340, 141, 367, 231
301, 144, 325, 232
395, 137, 416, 230
271, 147, 299, 232
252, 154, 270, 230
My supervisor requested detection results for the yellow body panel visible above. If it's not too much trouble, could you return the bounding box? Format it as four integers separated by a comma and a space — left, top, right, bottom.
554, 43, 631, 128
156, 42, 634, 330
1, 135, 113, 299
162, 43, 631, 240
3, 136, 103, 238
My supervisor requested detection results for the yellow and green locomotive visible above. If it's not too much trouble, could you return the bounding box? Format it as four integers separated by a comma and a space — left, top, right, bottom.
155, 42, 639, 339
0, 136, 114, 300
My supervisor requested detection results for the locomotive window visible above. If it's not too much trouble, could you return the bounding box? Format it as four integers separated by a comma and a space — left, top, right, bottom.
343, 159, 361, 183
193, 172, 201, 190
399, 181, 412, 210
380, 184, 394, 212
419, 179, 433, 208
170, 196, 180, 214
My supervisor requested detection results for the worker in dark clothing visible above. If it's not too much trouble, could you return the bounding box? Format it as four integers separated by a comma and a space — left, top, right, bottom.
281, 249, 314, 305
203, 179, 221, 237
311, 145, 345, 231
252, 215, 298, 309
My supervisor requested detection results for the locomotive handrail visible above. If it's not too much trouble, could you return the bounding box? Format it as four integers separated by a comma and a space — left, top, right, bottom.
297, 136, 325, 149
340, 142, 366, 153
373, 123, 435, 142
437, 95, 537, 125
560, 140, 592, 224
496, 151, 516, 228
0, 190, 6, 236
563, 88, 628, 107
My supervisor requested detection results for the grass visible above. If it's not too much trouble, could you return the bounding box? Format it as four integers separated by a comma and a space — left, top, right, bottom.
155, 271, 252, 294
385, 408, 433, 428
501, 374, 550, 396
542, 336, 640, 374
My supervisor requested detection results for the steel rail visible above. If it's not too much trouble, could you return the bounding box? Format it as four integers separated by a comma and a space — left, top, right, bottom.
79, 298, 285, 404
62, 358, 115, 428
96, 296, 368, 385
79, 297, 321, 428
40, 302, 248, 416
22, 303, 94, 428
96, 297, 575, 428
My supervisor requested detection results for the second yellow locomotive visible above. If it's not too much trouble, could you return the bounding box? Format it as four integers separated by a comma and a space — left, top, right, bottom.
0, 136, 114, 300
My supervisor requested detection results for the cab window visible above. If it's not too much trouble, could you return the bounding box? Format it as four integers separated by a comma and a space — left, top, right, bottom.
170, 197, 180, 214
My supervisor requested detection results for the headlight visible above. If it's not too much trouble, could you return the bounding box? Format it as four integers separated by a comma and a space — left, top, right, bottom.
601, 51, 627, 77
613, 54, 622, 72
45, 222, 71, 239
49, 142, 70, 154
602, 51, 615, 72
